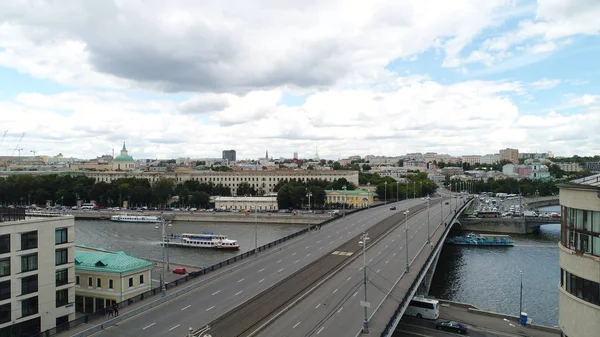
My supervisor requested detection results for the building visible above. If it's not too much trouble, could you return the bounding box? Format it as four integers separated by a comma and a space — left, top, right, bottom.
502, 164, 517, 176
530, 162, 550, 180
585, 162, 600, 172
113, 143, 136, 171
0, 211, 75, 336
461, 155, 481, 166
557, 162, 583, 173
74, 245, 155, 314
214, 196, 278, 211
557, 174, 600, 337
222, 150, 236, 162
480, 154, 500, 164
499, 148, 519, 163
325, 190, 373, 208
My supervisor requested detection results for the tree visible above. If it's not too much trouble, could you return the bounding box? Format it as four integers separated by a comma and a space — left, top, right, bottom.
190, 191, 210, 208
153, 178, 175, 207
362, 164, 372, 171
237, 182, 257, 196
332, 162, 342, 170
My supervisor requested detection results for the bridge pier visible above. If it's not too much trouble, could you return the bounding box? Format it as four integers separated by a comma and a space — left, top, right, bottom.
417, 245, 442, 296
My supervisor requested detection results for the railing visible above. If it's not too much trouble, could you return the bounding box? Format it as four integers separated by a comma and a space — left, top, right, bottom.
0, 207, 26, 222
30, 203, 386, 337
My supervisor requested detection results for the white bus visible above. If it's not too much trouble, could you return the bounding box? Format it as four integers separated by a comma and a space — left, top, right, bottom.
404, 296, 440, 320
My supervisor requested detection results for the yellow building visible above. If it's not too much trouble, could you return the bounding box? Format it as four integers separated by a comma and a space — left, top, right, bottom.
325, 189, 373, 208
74, 246, 155, 313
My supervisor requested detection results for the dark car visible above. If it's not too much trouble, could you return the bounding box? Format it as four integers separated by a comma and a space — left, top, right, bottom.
436, 321, 467, 334
173, 268, 187, 275
390, 206, 396, 210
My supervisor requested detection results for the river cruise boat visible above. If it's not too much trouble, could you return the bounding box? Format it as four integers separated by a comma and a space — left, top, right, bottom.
163, 232, 240, 249
110, 215, 163, 223
446, 233, 514, 246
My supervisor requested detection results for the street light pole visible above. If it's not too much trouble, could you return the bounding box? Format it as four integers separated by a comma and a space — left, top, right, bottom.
359, 233, 370, 333
413, 181, 416, 199
404, 209, 410, 273
519, 271, 523, 321
255, 207, 258, 256
156, 220, 172, 296
406, 180, 408, 200
342, 185, 347, 217
427, 195, 430, 245
307, 191, 312, 212
396, 181, 399, 203
384, 182, 387, 205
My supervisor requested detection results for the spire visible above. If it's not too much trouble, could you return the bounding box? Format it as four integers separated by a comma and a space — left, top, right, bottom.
120, 142, 128, 156
266, 150, 269, 159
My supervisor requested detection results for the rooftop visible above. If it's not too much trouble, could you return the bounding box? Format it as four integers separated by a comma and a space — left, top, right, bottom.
75, 245, 156, 273
325, 189, 371, 194
571, 173, 600, 187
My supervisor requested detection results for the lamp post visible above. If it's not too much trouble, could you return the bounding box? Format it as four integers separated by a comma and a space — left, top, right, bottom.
404, 209, 410, 273
519, 271, 523, 323
306, 191, 313, 212
254, 206, 258, 256
413, 181, 416, 199
426, 195, 430, 245
419, 182, 422, 198
155, 220, 172, 296
396, 181, 399, 203
342, 185, 347, 217
384, 181, 387, 205
366, 182, 371, 208
406, 180, 408, 200
359, 233, 370, 333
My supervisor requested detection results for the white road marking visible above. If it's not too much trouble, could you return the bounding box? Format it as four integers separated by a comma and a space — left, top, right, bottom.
212, 290, 221, 295
369, 258, 373, 263
385, 245, 388, 248
377, 251, 381, 255
386, 260, 389, 264
276, 260, 282, 263
392, 240, 395, 243
292, 252, 297, 256
305, 246, 310, 249
237, 278, 245, 283
337, 307, 344, 313
143, 323, 155, 330
278, 268, 284, 273
168, 324, 180, 331
152, 279, 160, 282
393, 253, 397, 257
317, 327, 324, 334
307, 253, 311, 257
330, 241, 334, 244
206, 306, 215, 311
353, 292, 358, 297
317, 240, 322, 243
181, 305, 191, 311
235, 291, 243, 296
259, 278, 265, 283
347, 277, 352, 281
293, 322, 301, 329
348, 231, 352, 235
259, 268, 265, 272
377, 269, 381, 273
295, 260, 300, 263
319, 247, 323, 250
333, 288, 338, 294
315, 303, 321, 309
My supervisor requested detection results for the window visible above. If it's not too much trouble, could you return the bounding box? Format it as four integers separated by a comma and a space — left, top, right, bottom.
56, 289, 69, 307
96, 278, 102, 288
21, 231, 38, 250
563, 207, 600, 257
21, 296, 38, 317
76, 275, 80, 285
0, 280, 9, 301
21, 254, 38, 272
88, 277, 92, 287
139, 274, 144, 284
55, 248, 68, 265
128, 277, 133, 287
0, 258, 9, 277
56, 269, 68, 286
21, 275, 38, 295
0, 234, 9, 254
55, 228, 68, 245
563, 269, 600, 306
108, 279, 114, 289
0, 303, 10, 324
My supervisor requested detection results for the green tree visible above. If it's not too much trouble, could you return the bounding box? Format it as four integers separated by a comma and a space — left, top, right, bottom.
153, 178, 175, 207
237, 182, 257, 196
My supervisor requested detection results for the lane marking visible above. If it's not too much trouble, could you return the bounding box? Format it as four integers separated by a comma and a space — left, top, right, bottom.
329, 241, 334, 245
337, 307, 344, 313
278, 268, 284, 273
212, 290, 221, 296
333, 288, 338, 294
276, 260, 282, 263
235, 291, 243, 296
292, 252, 297, 256
143, 323, 155, 330
347, 277, 352, 281
168, 324, 180, 331
386, 260, 389, 264
393, 253, 397, 257
348, 231, 352, 235
259, 268, 265, 272
376, 269, 381, 273
307, 253, 311, 257
237, 278, 245, 283
317, 327, 325, 334
315, 303, 321, 309
353, 292, 358, 297
305, 246, 310, 249
317, 240, 322, 243
293, 322, 301, 329
181, 305, 191, 311
259, 278, 265, 283
295, 260, 300, 263
319, 247, 323, 250
369, 258, 373, 263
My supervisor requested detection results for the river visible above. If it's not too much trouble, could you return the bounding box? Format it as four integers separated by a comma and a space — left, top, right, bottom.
428, 206, 560, 327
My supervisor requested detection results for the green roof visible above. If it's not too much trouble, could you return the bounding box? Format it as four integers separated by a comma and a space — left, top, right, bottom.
114, 155, 134, 162
75, 247, 155, 273
325, 189, 370, 195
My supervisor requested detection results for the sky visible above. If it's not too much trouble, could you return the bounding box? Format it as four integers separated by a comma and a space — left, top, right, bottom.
0, 0, 599, 160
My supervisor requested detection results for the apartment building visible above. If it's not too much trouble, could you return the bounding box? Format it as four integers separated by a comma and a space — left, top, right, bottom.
0, 210, 75, 336
480, 154, 500, 164
74, 246, 155, 313
325, 190, 373, 208
557, 162, 583, 172
499, 148, 519, 163
214, 196, 279, 211
557, 174, 600, 337
461, 155, 481, 166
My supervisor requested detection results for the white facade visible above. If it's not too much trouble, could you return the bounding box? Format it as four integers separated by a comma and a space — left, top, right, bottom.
480, 154, 500, 164
0, 215, 76, 335
214, 196, 278, 210
461, 155, 481, 165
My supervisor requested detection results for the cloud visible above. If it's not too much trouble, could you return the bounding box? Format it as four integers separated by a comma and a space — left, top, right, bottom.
178, 94, 232, 114
530, 78, 560, 89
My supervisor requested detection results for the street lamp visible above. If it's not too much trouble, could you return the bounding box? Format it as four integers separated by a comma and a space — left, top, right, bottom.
384, 181, 387, 205
396, 181, 399, 203
413, 181, 416, 199
155, 220, 173, 296
406, 180, 408, 200
254, 206, 258, 256
404, 209, 410, 273
358, 233, 370, 333
342, 185, 347, 217
306, 191, 313, 212
426, 195, 430, 245
366, 182, 371, 208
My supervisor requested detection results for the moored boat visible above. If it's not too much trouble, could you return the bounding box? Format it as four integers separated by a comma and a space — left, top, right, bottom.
162, 232, 240, 249
446, 233, 514, 246
110, 215, 163, 223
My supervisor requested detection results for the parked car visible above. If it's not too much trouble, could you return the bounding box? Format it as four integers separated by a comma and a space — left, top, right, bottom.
390, 206, 396, 210
436, 321, 468, 334
173, 268, 187, 275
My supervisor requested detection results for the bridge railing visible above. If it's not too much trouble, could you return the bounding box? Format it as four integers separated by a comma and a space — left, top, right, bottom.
31, 203, 387, 337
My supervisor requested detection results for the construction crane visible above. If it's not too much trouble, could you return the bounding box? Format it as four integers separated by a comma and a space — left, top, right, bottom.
11, 132, 25, 156
30, 149, 37, 156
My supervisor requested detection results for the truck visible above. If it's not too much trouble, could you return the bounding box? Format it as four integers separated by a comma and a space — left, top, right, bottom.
523, 211, 538, 217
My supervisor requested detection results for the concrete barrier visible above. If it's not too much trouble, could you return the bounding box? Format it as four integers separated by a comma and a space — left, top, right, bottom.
467, 308, 562, 333
436, 299, 478, 309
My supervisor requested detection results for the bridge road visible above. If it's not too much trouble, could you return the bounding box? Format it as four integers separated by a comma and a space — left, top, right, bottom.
91, 199, 424, 337
259, 197, 454, 337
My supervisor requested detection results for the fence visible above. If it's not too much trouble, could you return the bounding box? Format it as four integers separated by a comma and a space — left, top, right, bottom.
30, 203, 386, 337
0, 207, 26, 222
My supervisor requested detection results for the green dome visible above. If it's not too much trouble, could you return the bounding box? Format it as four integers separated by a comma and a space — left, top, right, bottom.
114, 155, 134, 162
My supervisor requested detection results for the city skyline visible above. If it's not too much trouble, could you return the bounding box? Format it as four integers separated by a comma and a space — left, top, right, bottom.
0, 1, 599, 159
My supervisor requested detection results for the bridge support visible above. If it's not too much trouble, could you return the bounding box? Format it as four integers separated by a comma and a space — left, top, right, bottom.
417, 246, 442, 295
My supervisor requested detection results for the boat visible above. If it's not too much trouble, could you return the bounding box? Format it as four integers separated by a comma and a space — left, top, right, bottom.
110, 215, 163, 223
162, 232, 240, 249
446, 233, 514, 246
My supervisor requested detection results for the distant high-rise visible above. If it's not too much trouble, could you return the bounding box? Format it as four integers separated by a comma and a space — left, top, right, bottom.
499, 148, 519, 163
222, 150, 236, 162
293, 152, 298, 160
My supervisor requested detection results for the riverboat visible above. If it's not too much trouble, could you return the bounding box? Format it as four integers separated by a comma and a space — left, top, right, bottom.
446, 233, 514, 246
110, 215, 163, 223
162, 232, 240, 249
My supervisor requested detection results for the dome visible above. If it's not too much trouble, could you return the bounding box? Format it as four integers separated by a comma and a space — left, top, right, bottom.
113, 143, 134, 162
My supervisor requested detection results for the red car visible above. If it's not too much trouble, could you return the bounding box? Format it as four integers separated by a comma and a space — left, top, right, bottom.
173, 268, 187, 275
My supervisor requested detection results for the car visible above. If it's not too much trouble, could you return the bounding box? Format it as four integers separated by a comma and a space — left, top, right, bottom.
172, 268, 187, 275
445, 202, 449, 205
390, 206, 396, 210
436, 321, 468, 334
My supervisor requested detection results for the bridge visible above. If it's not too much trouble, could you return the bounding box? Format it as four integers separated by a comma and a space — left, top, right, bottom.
524, 196, 559, 209
458, 215, 560, 234
65, 196, 472, 337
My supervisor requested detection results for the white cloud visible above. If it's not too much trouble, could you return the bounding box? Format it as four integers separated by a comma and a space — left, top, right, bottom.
530, 78, 560, 89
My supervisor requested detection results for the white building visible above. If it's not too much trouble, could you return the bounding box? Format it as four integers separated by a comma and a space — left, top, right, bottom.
461, 155, 481, 166
557, 175, 600, 337
112, 143, 136, 171
214, 196, 279, 211
0, 212, 76, 336
480, 154, 500, 165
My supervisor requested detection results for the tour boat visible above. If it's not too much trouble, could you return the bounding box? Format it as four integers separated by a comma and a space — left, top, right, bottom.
162, 232, 240, 249
446, 233, 514, 246
110, 215, 163, 223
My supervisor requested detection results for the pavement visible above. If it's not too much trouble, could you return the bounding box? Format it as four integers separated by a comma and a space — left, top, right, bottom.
59, 199, 421, 337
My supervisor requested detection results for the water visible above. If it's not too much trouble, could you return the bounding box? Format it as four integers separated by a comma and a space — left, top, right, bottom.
429, 206, 560, 327
74, 220, 308, 267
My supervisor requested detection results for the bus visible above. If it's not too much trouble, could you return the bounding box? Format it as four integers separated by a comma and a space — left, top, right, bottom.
404, 296, 439, 320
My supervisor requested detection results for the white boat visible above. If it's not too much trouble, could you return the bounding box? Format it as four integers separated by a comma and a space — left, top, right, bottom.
110, 215, 163, 223
163, 232, 240, 249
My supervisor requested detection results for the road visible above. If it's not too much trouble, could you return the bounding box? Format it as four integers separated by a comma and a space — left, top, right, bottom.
92, 198, 432, 337
258, 197, 453, 337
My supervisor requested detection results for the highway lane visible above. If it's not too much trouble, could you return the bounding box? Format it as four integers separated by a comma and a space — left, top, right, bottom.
258, 198, 456, 337
92, 199, 425, 337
